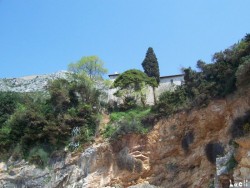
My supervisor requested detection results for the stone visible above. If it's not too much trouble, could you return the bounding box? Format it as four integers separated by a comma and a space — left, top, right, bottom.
0, 162, 7, 172
239, 167, 250, 178
240, 157, 250, 167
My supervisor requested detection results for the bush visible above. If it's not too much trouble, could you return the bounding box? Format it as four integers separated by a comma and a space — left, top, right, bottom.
109, 107, 151, 123
118, 96, 137, 111
0, 92, 20, 126
154, 86, 187, 116
236, 57, 250, 87
141, 113, 159, 128
0, 76, 102, 163
116, 147, 142, 172
230, 110, 250, 138
111, 119, 148, 139
205, 142, 224, 164
102, 124, 117, 138
181, 132, 194, 152
165, 162, 179, 173
226, 155, 238, 172
105, 107, 151, 139
28, 147, 49, 168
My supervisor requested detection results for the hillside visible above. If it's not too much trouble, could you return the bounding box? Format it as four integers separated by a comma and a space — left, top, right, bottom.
0, 71, 69, 92
0, 86, 249, 187
0, 34, 250, 188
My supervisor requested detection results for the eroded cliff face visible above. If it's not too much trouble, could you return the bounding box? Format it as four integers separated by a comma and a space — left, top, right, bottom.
0, 88, 250, 188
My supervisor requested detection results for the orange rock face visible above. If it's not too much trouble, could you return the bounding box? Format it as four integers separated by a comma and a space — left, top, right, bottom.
81, 88, 250, 187
0, 89, 249, 188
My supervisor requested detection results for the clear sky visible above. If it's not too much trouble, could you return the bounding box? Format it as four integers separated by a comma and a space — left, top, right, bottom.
0, 1, 250, 78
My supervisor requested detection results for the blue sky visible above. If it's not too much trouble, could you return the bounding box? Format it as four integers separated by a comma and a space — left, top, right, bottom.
0, 1, 250, 78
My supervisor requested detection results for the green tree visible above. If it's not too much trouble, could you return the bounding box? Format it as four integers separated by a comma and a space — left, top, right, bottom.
141, 47, 160, 104
0, 92, 20, 127
68, 56, 107, 80
112, 69, 156, 107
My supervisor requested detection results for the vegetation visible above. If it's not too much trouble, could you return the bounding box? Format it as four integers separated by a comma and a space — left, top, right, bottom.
117, 147, 142, 173
68, 55, 107, 81
154, 86, 187, 116
154, 34, 250, 115
142, 47, 160, 104
181, 131, 194, 152
112, 69, 157, 107
102, 107, 151, 139
236, 56, 250, 88
0, 75, 102, 165
1, 34, 250, 171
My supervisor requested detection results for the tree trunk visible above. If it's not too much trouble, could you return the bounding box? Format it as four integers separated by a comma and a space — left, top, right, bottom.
140, 91, 146, 107
153, 87, 157, 105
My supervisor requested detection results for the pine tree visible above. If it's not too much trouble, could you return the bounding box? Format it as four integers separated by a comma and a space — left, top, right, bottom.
142, 47, 160, 104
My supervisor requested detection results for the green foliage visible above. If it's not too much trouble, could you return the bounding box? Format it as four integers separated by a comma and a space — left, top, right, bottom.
226, 155, 238, 172
104, 107, 151, 139
184, 34, 250, 100
236, 56, 250, 87
113, 69, 157, 89
154, 86, 187, 116
112, 69, 156, 106
28, 146, 49, 168
0, 74, 102, 164
109, 107, 151, 122
68, 56, 107, 80
102, 124, 117, 138
0, 92, 20, 126
112, 119, 148, 138
154, 34, 250, 116
118, 96, 137, 111
142, 47, 160, 105
141, 47, 160, 85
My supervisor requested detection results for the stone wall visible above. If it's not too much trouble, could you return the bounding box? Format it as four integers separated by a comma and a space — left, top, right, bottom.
108, 74, 184, 105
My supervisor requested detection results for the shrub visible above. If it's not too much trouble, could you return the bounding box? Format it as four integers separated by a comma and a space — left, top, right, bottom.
181, 131, 194, 152
12, 144, 23, 161
141, 113, 159, 128
165, 162, 179, 173
134, 159, 143, 173
111, 119, 148, 139
154, 86, 187, 116
28, 147, 49, 168
0, 92, 20, 126
236, 57, 250, 87
226, 155, 238, 172
110, 107, 151, 122
230, 110, 250, 138
102, 124, 117, 138
116, 147, 142, 172
205, 142, 225, 164
118, 96, 137, 111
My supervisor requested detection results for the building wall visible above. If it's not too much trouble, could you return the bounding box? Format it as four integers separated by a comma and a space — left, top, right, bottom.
107, 74, 184, 105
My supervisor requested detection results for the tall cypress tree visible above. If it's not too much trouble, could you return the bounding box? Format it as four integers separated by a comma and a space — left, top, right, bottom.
142, 47, 160, 104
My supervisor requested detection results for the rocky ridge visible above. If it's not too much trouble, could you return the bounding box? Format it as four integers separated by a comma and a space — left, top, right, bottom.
0, 71, 69, 93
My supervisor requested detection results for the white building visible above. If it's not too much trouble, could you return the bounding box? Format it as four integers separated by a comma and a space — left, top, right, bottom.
108, 73, 184, 105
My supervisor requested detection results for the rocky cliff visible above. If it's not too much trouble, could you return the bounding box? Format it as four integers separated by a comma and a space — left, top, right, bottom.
0, 88, 250, 188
